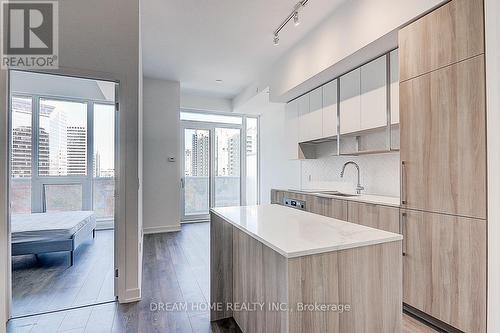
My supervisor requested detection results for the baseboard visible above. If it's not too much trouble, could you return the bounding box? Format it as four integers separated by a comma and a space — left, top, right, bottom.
143, 225, 181, 234
120, 288, 141, 303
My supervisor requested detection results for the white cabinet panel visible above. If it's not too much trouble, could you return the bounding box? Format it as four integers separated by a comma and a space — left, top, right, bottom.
360, 55, 387, 130
285, 99, 299, 160
390, 49, 399, 124
299, 87, 323, 142
322, 80, 338, 137
340, 68, 361, 134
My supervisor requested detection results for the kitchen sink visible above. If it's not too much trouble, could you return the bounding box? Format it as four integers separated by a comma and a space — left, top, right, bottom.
314, 190, 360, 197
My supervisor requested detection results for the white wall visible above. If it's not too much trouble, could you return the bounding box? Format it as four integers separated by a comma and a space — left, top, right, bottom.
269, 0, 445, 102
234, 0, 445, 106
142, 78, 181, 233
486, 0, 500, 330
181, 91, 232, 113
235, 91, 300, 203
1, 0, 142, 325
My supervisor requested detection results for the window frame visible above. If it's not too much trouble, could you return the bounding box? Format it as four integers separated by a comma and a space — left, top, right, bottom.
180, 109, 260, 222
10, 93, 115, 214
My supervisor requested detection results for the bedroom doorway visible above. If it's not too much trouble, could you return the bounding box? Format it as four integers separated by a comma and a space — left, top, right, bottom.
8, 71, 118, 317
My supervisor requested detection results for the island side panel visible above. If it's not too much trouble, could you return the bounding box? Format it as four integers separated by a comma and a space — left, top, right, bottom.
233, 227, 289, 333
210, 213, 233, 321
288, 241, 402, 333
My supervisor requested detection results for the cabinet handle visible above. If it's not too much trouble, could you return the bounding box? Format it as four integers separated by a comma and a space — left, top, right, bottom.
401, 161, 407, 205
400, 212, 407, 256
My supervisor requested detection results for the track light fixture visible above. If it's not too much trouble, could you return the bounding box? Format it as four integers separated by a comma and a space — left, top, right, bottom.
273, 34, 280, 46
293, 11, 300, 26
273, 0, 308, 45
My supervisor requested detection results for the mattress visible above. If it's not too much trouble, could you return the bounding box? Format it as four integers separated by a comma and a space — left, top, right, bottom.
11, 211, 96, 244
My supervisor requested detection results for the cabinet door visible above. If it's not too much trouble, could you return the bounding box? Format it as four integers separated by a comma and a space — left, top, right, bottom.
285, 99, 300, 160
360, 55, 387, 130
347, 201, 399, 233
400, 55, 486, 219
402, 209, 486, 333
390, 49, 399, 125
311, 196, 347, 220
399, 0, 484, 81
339, 68, 361, 134
322, 80, 338, 138
298, 89, 322, 142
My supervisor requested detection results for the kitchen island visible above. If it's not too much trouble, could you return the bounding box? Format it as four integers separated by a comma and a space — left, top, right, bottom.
210, 204, 403, 333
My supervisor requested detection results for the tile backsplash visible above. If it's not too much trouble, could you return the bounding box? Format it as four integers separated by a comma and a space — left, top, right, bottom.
300, 152, 400, 197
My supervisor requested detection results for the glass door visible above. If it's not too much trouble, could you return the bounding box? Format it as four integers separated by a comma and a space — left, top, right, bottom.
213, 127, 241, 207
182, 128, 210, 220
180, 111, 259, 222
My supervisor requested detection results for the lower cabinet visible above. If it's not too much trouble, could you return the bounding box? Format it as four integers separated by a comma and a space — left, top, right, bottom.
401, 209, 487, 333
270, 190, 285, 205
347, 201, 400, 233
311, 196, 347, 220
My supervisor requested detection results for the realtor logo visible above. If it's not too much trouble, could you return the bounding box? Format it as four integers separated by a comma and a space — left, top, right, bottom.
1, 1, 58, 69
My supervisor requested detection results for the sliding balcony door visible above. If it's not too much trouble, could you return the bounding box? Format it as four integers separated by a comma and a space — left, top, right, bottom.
182, 128, 211, 220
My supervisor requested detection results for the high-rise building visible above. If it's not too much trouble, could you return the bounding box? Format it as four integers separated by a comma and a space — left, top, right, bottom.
227, 134, 240, 176
192, 132, 209, 176
11, 98, 53, 178
67, 126, 87, 175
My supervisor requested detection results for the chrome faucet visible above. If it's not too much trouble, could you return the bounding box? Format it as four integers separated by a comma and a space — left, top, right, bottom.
340, 161, 364, 194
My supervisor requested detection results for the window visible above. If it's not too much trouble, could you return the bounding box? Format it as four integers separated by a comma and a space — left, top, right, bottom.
10, 96, 33, 213
245, 117, 258, 205
93, 104, 115, 219
180, 111, 242, 125
38, 99, 88, 176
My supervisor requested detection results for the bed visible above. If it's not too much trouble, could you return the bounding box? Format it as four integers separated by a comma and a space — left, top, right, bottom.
11, 211, 96, 266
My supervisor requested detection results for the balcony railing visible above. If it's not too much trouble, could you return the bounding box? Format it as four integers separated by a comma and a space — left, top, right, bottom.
185, 176, 240, 216
10, 177, 115, 219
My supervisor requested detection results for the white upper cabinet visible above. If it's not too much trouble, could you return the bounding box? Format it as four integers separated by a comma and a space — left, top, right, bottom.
360, 55, 387, 130
285, 98, 299, 159
298, 88, 322, 142
322, 80, 338, 138
340, 68, 361, 134
390, 49, 399, 124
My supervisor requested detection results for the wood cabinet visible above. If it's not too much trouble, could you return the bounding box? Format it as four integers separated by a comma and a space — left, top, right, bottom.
401, 209, 486, 333
360, 55, 387, 130
399, 0, 484, 81
400, 55, 486, 219
347, 201, 399, 234
339, 68, 361, 134
322, 80, 338, 138
390, 49, 399, 125
270, 189, 285, 205
311, 196, 347, 220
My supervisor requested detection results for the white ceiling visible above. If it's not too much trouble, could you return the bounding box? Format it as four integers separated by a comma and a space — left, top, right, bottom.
141, 0, 347, 99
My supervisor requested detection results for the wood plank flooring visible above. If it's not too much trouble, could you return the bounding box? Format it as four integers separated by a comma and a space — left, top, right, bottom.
8, 222, 438, 333
12, 230, 115, 317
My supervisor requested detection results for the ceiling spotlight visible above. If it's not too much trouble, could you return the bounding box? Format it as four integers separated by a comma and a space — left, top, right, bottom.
273, 34, 279, 46
293, 12, 300, 26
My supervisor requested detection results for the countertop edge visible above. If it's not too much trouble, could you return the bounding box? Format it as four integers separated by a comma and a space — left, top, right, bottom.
275, 189, 401, 208
209, 209, 403, 259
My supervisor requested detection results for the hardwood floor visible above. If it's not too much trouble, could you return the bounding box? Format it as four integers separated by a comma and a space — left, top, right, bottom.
12, 230, 115, 317
8, 223, 438, 332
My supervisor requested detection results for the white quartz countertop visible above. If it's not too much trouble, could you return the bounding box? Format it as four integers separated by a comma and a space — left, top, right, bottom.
282, 189, 401, 207
210, 204, 402, 259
